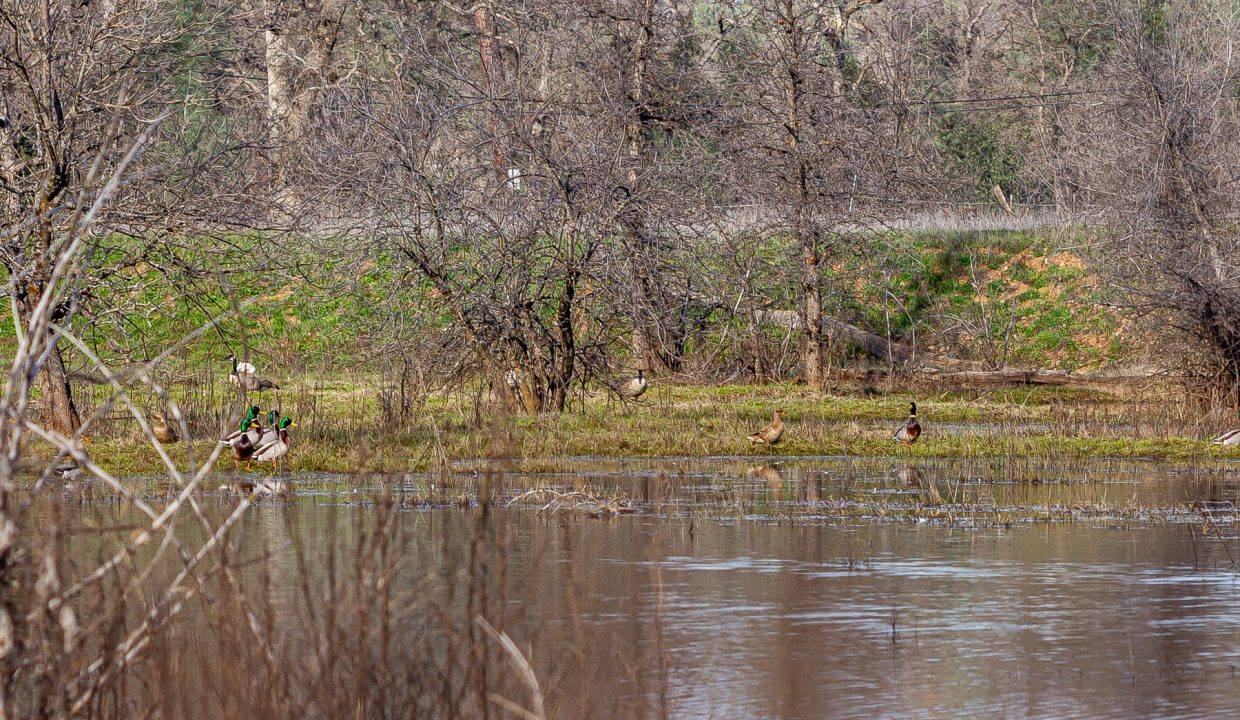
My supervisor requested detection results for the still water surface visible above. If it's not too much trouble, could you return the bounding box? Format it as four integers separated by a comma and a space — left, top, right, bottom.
63, 457, 1240, 718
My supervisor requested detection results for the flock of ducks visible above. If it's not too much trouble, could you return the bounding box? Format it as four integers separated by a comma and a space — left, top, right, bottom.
219, 356, 292, 472
52, 355, 288, 489
746, 402, 922, 450
220, 406, 294, 471
50, 364, 926, 493
47, 353, 1240, 500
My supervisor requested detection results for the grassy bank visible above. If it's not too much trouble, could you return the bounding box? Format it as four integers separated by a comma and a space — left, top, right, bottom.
0, 227, 1137, 376
22, 380, 1240, 479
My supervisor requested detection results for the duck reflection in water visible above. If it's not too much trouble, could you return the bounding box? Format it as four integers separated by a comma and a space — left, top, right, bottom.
748, 463, 785, 495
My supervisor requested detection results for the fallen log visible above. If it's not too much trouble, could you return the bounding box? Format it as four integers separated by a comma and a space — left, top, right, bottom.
754, 310, 912, 364
821, 316, 912, 364
920, 368, 1072, 386
916, 368, 1161, 387
751, 308, 1158, 387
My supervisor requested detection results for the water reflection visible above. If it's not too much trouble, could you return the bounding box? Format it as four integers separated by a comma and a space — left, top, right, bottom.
480, 455, 1240, 526
42, 455, 1240, 718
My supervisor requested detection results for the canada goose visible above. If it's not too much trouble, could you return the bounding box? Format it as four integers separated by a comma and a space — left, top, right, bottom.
151, 411, 180, 444
1211, 428, 1240, 445
893, 402, 921, 445
227, 355, 279, 392
747, 409, 785, 449
254, 416, 293, 471
619, 370, 648, 400
228, 354, 258, 376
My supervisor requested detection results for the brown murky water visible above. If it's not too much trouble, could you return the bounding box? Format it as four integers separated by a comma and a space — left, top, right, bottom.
53, 457, 1240, 718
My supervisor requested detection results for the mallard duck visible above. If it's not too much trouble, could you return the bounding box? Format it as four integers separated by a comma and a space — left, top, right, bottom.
619, 370, 648, 400
221, 406, 261, 446
42, 436, 91, 490
232, 420, 264, 469
893, 402, 921, 445
256, 409, 283, 446
254, 416, 292, 471
228, 354, 279, 392
1211, 428, 1240, 445
219, 477, 291, 498
52, 462, 84, 482
747, 409, 784, 449
151, 411, 180, 444
223, 416, 264, 470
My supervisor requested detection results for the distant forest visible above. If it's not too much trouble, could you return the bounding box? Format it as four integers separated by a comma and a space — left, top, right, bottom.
4, 0, 1240, 429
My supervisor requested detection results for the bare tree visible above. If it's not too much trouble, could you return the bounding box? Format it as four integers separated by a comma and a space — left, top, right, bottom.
0, 4, 268, 715
1077, 1, 1240, 396
719, 0, 893, 389
0, 1, 255, 433
252, 0, 352, 218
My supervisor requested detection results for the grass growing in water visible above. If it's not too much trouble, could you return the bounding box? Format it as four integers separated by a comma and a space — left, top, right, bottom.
21, 379, 1240, 478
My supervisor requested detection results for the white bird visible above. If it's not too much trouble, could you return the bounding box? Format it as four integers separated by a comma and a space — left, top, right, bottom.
1211, 428, 1240, 445
619, 370, 649, 400
228, 354, 279, 391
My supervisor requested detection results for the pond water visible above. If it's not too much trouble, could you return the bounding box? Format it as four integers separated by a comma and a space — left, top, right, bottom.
50, 456, 1240, 718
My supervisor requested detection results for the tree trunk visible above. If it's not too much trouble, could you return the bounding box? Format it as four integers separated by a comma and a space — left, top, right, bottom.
263, 0, 345, 218
621, 0, 674, 373
824, 0, 882, 96
779, 3, 825, 391
747, 309, 768, 382
264, 16, 300, 216
472, 1, 511, 186
14, 297, 80, 435
800, 226, 825, 390
38, 342, 80, 435
550, 284, 575, 412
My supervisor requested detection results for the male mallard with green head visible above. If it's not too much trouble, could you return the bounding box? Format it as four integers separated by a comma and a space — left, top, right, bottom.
221, 406, 261, 445
257, 409, 283, 446
228, 418, 264, 470
893, 402, 921, 445
221, 407, 265, 470
254, 416, 293, 472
